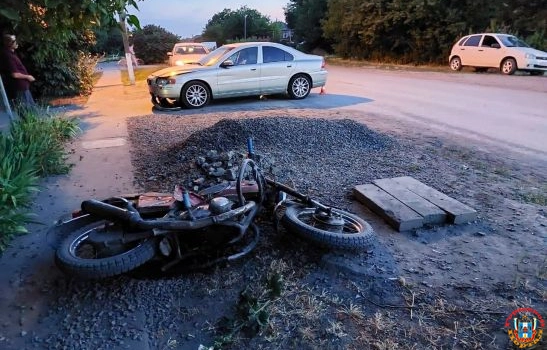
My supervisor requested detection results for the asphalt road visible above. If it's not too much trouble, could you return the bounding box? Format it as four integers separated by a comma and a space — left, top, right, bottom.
179, 65, 547, 157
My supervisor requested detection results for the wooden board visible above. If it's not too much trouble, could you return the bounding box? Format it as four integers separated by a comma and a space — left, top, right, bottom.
353, 184, 423, 231
391, 176, 477, 224
373, 178, 446, 225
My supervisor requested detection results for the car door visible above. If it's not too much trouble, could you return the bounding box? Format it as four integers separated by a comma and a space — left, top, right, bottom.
457, 35, 483, 66
216, 47, 260, 97
260, 45, 296, 94
477, 35, 504, 68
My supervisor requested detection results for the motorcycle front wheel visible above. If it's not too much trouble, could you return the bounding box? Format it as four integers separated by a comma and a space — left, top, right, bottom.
55, 219, 156, 279
281, 204, 373, 251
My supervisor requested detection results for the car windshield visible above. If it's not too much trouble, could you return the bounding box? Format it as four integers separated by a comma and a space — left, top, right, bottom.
175, 45, 208, 55
498, 35, 530, 48
197, 46, 236, 66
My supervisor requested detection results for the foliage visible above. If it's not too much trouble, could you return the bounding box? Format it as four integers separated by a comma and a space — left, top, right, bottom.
211, 271, 283, 348
202, 7, 278, 45
0, 135, 39, 251
10, 108, 80, 175
313, 0, 547, 63
0, 0, 141, 98
92, 25, 124, 56
285, 0, 331, 52
0, 107, 80, 252
131, 25, 180, 64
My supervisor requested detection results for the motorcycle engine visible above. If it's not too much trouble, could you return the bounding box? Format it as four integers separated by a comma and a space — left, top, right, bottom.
209, 197, 233, 214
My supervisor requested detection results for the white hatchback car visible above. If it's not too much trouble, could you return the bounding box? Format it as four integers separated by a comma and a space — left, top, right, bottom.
449, 33, 547, 75
167, 42, 210, 66
148, 42, 328, 109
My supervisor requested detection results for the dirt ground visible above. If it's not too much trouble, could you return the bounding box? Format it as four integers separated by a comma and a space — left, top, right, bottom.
123, 109, 546, 349
0, 106, 545, 350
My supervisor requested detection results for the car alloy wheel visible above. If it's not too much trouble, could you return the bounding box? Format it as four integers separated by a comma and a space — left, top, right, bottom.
182, 81, 210, 108
450, 57, 462, 71
289, 74, 311, 99
501, 58, 517, 75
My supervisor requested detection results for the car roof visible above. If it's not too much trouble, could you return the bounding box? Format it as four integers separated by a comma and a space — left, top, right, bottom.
174, 42, 207, 47
461, 33, 515, 37
221, 41, 300, 52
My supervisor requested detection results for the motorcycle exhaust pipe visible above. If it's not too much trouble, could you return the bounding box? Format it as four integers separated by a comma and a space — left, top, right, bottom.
81, 199, 141, 224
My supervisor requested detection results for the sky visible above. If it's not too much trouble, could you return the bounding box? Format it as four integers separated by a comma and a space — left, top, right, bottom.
131, 0, 289, 38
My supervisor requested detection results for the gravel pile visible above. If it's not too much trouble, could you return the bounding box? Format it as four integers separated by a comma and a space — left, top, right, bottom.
129, 114, 401, 208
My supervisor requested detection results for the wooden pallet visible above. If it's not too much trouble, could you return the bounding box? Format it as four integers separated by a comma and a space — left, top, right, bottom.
353, 176, 477, 231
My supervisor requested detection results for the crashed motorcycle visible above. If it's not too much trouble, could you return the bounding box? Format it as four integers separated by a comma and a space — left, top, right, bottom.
50, 143, 373, 280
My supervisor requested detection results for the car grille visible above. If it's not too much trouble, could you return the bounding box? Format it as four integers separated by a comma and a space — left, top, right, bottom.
536, 56, 547, 60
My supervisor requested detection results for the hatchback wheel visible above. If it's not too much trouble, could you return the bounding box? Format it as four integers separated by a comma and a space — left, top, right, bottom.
449, 57, 462, 71
288, 74, 311, 99
182, 81, 210, 108
501, 58, 517, 75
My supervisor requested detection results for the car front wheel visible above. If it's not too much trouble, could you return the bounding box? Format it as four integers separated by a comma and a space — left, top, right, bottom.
182, 81, 210, 108
501, 58, 517, 75
449, 57, 462, 71
288, 74, 311, 99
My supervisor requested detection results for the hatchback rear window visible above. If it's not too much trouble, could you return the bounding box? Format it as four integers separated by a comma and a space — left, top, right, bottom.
463, 35, 481, 47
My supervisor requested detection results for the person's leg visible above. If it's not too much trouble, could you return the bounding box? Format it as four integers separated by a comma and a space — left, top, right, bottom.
17, 89, 36, 107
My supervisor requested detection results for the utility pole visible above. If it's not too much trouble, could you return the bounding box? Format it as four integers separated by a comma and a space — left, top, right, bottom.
119, 11, 135, 85
244, 14, 248, 40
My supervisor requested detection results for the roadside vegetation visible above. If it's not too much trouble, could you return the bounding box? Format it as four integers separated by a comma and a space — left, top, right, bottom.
0, 107, 80, 252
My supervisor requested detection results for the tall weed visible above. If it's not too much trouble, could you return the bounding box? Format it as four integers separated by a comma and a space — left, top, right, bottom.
0, 107, 79, 252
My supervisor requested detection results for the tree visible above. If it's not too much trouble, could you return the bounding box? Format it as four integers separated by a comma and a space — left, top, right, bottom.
0, 0, 141, 98
132, 25, 180, 64
202, 7, 277, 45
285, 0, 331, 52
322, 0, 545, 64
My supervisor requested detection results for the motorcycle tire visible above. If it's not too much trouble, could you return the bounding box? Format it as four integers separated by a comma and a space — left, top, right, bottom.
55, 219, 156, 279
281, 204, 373, 250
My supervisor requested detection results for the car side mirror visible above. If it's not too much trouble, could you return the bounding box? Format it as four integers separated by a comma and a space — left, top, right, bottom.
491, 43, 500, 49
220, 59, 234, 68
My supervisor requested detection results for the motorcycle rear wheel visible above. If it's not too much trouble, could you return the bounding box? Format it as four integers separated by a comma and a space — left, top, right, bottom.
55, 219, 156, 279
281, 204, 373, 250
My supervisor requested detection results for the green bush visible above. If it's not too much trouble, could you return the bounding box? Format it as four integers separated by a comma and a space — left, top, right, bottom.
0, 108, 80, 252
133, 25, 181, 64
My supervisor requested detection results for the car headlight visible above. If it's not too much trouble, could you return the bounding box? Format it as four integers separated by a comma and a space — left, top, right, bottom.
156, 77, 177, 86
525, 53, 536, 59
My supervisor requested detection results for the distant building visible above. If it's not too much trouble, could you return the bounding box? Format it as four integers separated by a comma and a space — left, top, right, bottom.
280, 23, 293, 42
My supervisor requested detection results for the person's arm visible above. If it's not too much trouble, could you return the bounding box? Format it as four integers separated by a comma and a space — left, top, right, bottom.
12, 72, 35, 82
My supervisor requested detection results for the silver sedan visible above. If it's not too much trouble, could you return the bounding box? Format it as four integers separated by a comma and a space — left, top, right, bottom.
147, 42, 328, 109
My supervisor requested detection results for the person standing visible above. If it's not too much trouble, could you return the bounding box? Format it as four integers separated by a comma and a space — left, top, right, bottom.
129, 43, 139, 67
0, 34, 36, 107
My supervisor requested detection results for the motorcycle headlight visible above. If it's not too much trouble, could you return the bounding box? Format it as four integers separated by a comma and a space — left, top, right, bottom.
525, 53, 536, 59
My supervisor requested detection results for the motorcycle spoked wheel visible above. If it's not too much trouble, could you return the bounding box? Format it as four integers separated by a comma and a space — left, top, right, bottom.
281, 204, 374, 251
55, 219, 156, 279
